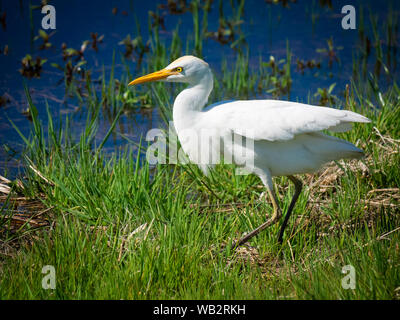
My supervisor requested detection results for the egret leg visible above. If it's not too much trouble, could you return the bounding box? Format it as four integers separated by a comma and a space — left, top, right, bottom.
277, 175, 303, 244
232, 175, 282, 249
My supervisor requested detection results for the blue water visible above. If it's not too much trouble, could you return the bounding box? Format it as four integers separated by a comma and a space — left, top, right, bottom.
0, 0, 399, 177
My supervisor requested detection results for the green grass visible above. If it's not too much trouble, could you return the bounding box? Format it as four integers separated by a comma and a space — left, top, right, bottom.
1, 1, 400, 300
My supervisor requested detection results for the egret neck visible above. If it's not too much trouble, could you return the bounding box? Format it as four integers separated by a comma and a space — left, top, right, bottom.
172, 68, 213, 134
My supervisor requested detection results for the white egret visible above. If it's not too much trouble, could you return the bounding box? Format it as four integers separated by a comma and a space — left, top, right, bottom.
129, 55, 371, 248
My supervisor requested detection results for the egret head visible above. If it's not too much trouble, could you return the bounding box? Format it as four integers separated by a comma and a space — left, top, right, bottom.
128, 55, 211, 86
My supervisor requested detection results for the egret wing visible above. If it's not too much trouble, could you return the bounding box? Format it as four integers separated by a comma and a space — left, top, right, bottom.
203, 100, 370, 141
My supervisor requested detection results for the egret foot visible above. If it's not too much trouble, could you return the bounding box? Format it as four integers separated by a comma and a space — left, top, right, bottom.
278, 175, 303, 243
232, 175, 303, 250
232, 182, 282, 250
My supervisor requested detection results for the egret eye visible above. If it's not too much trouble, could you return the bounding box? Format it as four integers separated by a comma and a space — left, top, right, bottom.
176, 67, 183, 72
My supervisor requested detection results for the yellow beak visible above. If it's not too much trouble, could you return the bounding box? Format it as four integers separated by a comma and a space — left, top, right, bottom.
128, 69, 177, 86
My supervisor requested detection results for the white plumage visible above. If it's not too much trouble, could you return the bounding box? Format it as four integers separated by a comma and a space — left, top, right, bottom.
129, 55, 371, 248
